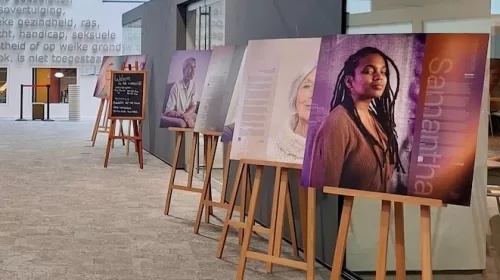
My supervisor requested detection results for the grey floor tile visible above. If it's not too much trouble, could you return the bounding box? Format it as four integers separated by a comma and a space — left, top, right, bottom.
0, 120, 495, 280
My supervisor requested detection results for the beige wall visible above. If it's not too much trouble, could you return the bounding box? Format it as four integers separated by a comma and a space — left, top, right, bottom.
349, 0, 490, 30
371, 0, 477, 11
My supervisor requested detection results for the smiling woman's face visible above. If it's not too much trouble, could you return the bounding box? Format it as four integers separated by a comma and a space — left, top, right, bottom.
105, 63, 114, 81
346, 53, 387, 100
296, 69, 316, 122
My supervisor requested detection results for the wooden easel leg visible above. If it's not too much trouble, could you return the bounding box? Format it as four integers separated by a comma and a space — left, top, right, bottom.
266, 167, 282, 273
164, 131, 183, 215
239, 164, 248, 245
126, 120, 132, 155
375, 200, 391, 280
236, 165, 264, 280
216, 161, 245, 258
91, 99, 105, 145
330, 196, 354, 280
187, 132, 198, 189
306, 187, 316, 280
270, 169, 289, 268
204, 135, 214, 223
420, 205, 432, 280
238, 164, 250, 245
394, 202, 406, 280
286, 184, 299, 257
133, 120, 143, 169
103, 120, 116, 168
119, 120, 125, 146
194, 135, 218, 234
103, 101, 109, 130
138, 121, 144, 169
297, 171, 308, 259
220, 142, 232, 203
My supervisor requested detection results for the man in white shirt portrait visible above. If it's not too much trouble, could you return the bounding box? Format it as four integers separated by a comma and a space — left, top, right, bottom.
162, 57, 199, 128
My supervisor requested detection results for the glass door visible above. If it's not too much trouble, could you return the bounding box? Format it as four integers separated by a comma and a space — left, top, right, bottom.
186, 0, 226, 185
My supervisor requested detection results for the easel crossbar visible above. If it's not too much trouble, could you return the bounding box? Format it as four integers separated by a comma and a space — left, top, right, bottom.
246, 252, 308, 271
323, 186, 443, 207
325, 186, 442, 280
231, 161, 314, 279
109, 136, 143, 141
227, 221, 271, 235
170, 185, 203, 193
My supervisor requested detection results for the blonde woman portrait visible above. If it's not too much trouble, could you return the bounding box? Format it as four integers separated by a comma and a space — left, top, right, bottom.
266, 65, 317, 164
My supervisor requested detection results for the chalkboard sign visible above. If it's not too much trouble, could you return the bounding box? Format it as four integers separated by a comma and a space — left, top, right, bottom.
109, 71, 147, 120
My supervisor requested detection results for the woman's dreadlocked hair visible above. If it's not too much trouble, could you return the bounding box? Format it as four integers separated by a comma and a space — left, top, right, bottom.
330, 47, 405, 180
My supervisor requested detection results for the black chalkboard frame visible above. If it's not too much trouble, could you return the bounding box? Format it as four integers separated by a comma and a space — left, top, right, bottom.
108, 70, 148, 120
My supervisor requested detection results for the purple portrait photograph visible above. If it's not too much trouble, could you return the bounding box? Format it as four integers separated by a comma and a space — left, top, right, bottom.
160, 50, 212, 129
301, 34, 426, 195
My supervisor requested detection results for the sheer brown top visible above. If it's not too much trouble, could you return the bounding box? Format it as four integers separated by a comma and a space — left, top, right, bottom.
308, 105, 394, 193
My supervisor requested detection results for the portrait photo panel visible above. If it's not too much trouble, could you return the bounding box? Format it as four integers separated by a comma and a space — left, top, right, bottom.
194, 45, 246, 133
301, 33, 489, 206
159, 50, 212, 129
230, 38, 322, 163
93, 55, 147, 99
221, 48, 248, 143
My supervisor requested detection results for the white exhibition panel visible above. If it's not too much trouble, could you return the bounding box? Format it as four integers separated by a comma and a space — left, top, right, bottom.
344, 19, 489, 272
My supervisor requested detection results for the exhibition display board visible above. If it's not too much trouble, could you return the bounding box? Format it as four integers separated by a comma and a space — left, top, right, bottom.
192, 45, 247, 234
90, 56, 148, 150
299, 34, 489, 279
161, 50, 215, 220
84, 31, 489, 279
93, 55, 148, 99
222, 38, 322, 279
104, 70, 147, 169
302, 33, 489, 204
187, 33, 487, 279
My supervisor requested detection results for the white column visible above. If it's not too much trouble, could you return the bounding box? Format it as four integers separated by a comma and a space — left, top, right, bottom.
68, 85, 81, 121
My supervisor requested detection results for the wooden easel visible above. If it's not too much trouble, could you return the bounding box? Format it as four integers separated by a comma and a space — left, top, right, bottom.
91, 61, 140, 149
164, 128, 213, 215
194, 139, 259, 237
324, 187, 444, 280
122, 61, 141, 156
103, 70, 147, 169
193, 131, 224, 231
217, 159, 315, 279
91, 98, 125, 147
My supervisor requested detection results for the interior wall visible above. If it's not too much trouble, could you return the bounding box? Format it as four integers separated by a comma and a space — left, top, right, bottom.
0, 0, 140, 120
346, 0, 490, 272
125, 0, 346, 267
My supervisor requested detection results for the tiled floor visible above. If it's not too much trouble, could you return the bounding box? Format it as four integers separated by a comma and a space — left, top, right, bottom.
0, 120, 498, 279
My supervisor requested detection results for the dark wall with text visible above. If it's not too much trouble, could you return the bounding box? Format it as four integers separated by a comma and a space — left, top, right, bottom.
123, 0, 346, 267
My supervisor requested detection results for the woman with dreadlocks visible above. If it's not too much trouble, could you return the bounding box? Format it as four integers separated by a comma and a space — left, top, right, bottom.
308, 47, 405, 193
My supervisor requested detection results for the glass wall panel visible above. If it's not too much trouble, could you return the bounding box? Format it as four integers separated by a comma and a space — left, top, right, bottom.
347, 0, 371, 15
493, 0, 500, 14
186, 0, 226, 184
122, 19, 142, 55
187, 0, 226, 50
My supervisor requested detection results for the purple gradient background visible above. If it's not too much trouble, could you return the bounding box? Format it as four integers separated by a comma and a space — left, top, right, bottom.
301, 34, 426, 193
